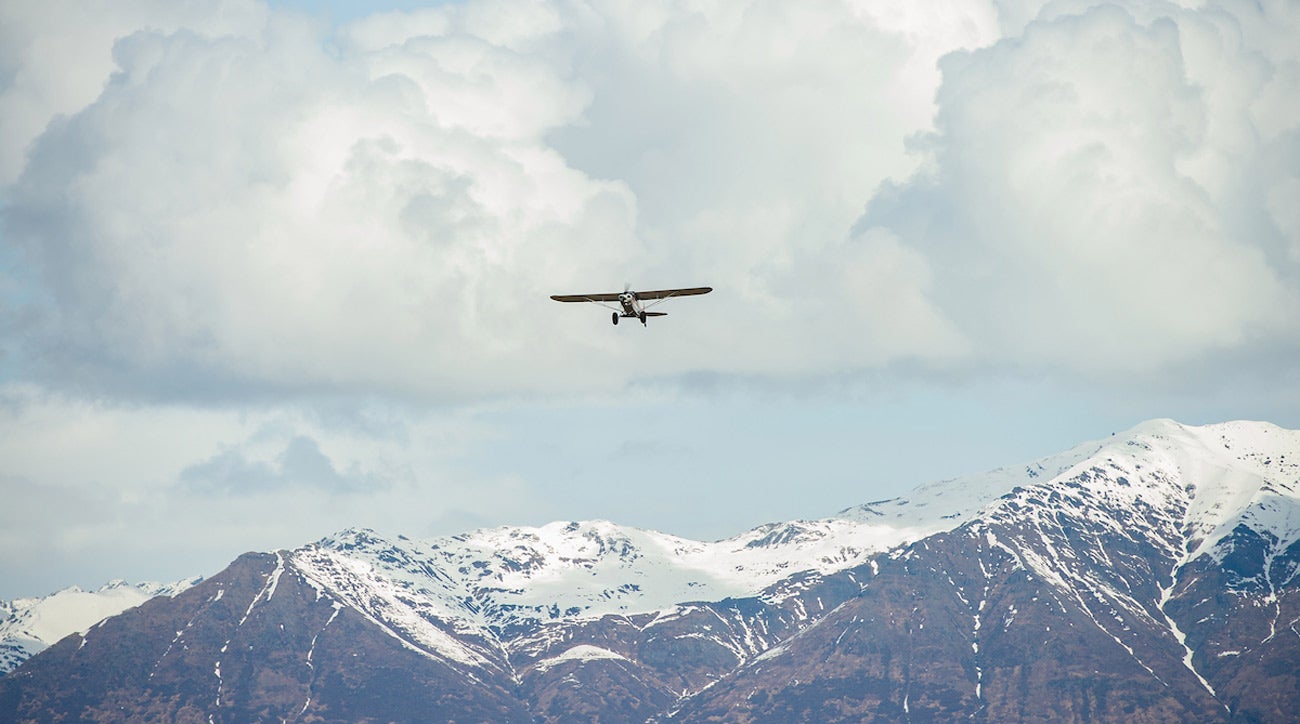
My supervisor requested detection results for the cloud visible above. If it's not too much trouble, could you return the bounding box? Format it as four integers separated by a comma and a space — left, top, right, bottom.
854, 2, 1300, 376
0, 0, 269, 186
0, 0, 1020, 405
3, 0, 1298, 406
0, 384, 553, 595
180, 434, 382, 494
4, 2, 644, 402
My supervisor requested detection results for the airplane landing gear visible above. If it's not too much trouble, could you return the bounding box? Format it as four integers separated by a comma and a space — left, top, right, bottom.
639, 311, 647, 325
612, 312, 619, 325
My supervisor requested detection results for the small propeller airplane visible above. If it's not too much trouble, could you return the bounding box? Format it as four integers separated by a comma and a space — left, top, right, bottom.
551, 284, 712, 326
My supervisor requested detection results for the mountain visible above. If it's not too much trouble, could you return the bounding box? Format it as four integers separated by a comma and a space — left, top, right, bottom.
1, 419, 1297, 721
1, 579, 198, 676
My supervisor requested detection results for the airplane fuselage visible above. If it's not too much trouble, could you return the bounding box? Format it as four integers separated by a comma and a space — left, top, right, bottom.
618, 292, 642, 317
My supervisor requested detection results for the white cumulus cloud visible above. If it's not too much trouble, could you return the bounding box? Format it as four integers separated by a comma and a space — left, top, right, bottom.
854, 2, 1300, 375
1, 0, 1016, 403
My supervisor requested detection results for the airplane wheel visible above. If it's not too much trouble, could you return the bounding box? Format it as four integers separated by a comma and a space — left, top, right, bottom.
639, 311, 647, 325
612, 312, 619, 325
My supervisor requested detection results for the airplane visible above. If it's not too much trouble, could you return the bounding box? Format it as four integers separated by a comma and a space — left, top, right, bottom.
551, 285, 712, 325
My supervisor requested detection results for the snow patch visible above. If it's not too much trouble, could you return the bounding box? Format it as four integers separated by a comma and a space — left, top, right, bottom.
533, 644, 628, 672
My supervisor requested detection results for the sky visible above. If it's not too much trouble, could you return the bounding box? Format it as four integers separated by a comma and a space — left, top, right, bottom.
1, 0, 1297, 599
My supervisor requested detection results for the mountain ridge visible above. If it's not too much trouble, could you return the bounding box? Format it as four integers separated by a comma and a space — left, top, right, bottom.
2, 418, 1298, 721
0, 579, 198, 676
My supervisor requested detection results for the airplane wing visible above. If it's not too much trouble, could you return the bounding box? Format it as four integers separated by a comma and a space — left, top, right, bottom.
634, 287, 712, 301
550, 293, 623, 302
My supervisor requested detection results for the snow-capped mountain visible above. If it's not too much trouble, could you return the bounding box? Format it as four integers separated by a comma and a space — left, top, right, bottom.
2, 419, 1297, 721
679, 419, 1300, 720
0, 579, 198, 675
288, 417, 1150, 641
